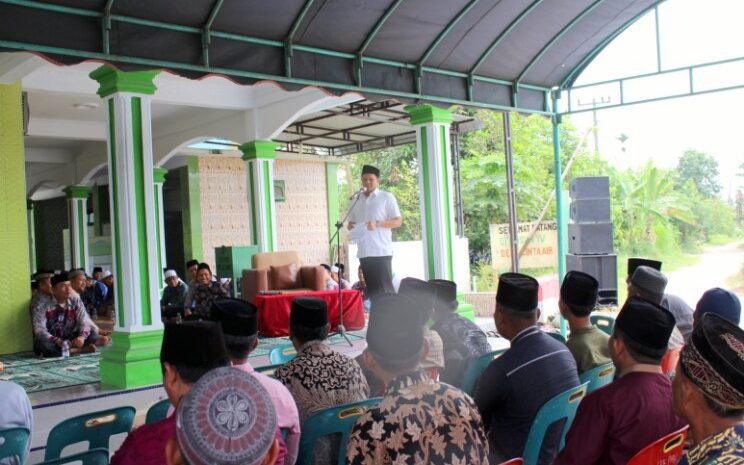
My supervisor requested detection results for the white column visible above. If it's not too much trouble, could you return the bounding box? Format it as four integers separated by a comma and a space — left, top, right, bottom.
64, 186, 91, 272
153, 167, 168, 287
240, 140, 278, 252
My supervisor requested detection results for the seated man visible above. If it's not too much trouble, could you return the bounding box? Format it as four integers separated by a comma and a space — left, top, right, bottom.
183, 263, 228, 319
161, 269, 188, 320
274, 297, 368, 465
165, 367, 282, 465
474, 273, 579, 465
554, 297, 686, 465
29, 269, 54, 315
83, 274, 108, 317
398, 277, 445, 374
210, 297, 301, 465
92, 266, 103, 281
559, 271, 610, 374
111, 321, 232, 465
628, 265, 685, 349
693, 287, 741, 327
348, 293, 490, 465
674, 313, 744, 464
32, 273, 106, 356
429, 279, 491, 385
0, 381, 33, 465
185, 259, 199, 286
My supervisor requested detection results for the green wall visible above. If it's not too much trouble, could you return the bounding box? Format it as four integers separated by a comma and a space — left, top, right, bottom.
0, 82, 32, 353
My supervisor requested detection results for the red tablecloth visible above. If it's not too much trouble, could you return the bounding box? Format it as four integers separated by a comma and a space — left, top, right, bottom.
255, 289, 366, 337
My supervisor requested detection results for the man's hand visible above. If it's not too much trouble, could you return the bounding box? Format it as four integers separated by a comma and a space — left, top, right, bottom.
55, 339, 66, 348
367, 221, 378, 231
70, 336, 86, 349
347, 221, 356, 230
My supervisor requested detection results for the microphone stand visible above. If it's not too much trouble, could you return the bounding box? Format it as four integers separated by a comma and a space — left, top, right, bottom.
329, 189, 364, 346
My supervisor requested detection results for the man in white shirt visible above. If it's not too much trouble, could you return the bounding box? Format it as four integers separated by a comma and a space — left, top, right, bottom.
0, 381, 33, 465
347, 165, 402, 298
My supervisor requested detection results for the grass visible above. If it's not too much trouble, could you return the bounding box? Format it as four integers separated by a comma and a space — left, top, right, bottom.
726, 263, 744, 292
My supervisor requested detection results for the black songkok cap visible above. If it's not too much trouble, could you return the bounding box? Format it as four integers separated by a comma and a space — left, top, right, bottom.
367, 293, 424, 362
186, 259, 199, 269
627, 257, 662, 277
429, 279, 457, 313
497, 273, 539, 312
290, 297, 328, 328
92, 267, 103, 274
398, 277, 437, 321
680, 313, 744, 409
615, 297, 675, 351
210, 297, 258, 337
160, 321, 229, 366
361, 165, 380, 177
51, 273, 70, 287
196, 263, 211, 273
561, 271, 599, 308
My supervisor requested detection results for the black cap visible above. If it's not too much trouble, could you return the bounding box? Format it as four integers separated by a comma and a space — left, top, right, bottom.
497, 273, 539, 312
361, 165, 380, 177
615, 297, 675, 351
290, 297, 328, 328
51, 273, 70, 287
560, 271, 599, 307
210, 297, 258, 337
398, 277, 437, 321
367, 294, 424, 363
197, 263, 211, 273
186, 259, 199, 269
429, 279, 458, 313
627, 258, 662, 277
160, 321, 229, 367
92, 267, 103, 274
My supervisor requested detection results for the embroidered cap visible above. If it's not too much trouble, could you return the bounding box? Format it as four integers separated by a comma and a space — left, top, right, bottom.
361, 164, 380, 177
398, 277, 437, 321
680, 313, 744, 409
32, 269, 55, 281
367, 293, 424, 362
160, 321, 229, 367
290, 296, 328, 328
627, 258, 662, 277
696, 288, 741, 325
629, 266, 667, 297
176, 366, 277, 465
496, 273, 539, 312
211, 297, 258, 337
429, 279, 458, 313
560, 271, 599, 308
615, 297, 675, 351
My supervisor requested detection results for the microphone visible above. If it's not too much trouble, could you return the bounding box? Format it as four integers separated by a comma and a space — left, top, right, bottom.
349, 187, 365, 200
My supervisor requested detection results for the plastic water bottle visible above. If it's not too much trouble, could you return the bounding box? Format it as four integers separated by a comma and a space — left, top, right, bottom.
62, 340, 70, 358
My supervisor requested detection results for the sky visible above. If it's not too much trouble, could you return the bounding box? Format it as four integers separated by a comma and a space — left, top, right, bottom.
567, 0, 744, 201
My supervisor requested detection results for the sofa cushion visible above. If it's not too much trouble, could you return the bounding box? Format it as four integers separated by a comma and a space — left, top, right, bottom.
270, 263, 300, 290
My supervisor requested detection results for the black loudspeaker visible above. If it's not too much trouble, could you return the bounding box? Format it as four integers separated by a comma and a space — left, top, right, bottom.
569, 176, 610, 200
568, 223, 614, 254
566, 254, 618, 298
570, 198, 611, 223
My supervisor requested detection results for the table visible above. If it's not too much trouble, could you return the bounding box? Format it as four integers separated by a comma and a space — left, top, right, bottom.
255, 289, 366, 337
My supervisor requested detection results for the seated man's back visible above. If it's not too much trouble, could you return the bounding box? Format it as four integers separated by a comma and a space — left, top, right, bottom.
566, 325, 610, 373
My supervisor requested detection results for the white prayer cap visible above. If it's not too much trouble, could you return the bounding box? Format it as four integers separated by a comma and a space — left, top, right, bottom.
164, 269, 178, 279
330, 265, 340, 273
102, 270, 112, 279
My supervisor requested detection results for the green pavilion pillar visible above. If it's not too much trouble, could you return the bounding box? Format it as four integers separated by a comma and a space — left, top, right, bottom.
240, 141, 278, 252
27, 199, 36, 273
64, 186, 91, 271
406, 105, 474, 320
153, 167, 168, 287
0, 81, 32, 354
326, 162, 340, 258
90, 66, 164, 388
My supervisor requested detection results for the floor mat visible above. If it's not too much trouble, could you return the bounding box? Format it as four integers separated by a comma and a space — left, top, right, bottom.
0, 329, 367, 394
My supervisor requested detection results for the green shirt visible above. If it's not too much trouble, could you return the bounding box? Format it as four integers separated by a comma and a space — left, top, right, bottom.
160, 280, 189, 309
566, 326, 611, 374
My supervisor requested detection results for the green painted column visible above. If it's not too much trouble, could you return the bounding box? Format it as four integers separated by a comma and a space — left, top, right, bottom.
0, 81, 32, 354
240, 141, 278, 252
64, 185, 92, 271
153, 167, 168, 287
90, 65, 164, 388
406, 104, 473, 320
326, 162, 340, 258
27, 199, 36, 273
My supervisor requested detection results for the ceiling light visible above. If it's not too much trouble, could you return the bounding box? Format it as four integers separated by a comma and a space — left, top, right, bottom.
73, 103, 99, 110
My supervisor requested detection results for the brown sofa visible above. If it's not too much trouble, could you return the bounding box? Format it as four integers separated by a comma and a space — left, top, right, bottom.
241, 251, 325, 304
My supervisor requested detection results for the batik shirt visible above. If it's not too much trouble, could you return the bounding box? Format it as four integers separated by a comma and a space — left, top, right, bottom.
431, 312, 492, 385
274, 340, 369, 422
347, 369, 490, 465
184, 281, 228, 319
682, 424, 744, 465
32, 296, 92, 343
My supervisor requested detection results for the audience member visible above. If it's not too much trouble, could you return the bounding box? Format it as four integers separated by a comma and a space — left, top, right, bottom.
0, 381, 33, 465
430, 279, 491, 385
628, 265, 685, 349
32, 273, 106, 356
274, 297, 368, 465
29, 269, 54, 316
397, 277, 445, 373
347, 293, 490, 465
628, 258, 694, 339
674, 313, 744, 464
559, 271, 610, 374
693, 287, 741, 327
211, 297, 301, 464
554, 297, 686, 465
320, 264, 338, 290
351, 265, 370, 310
160, 269, 188, 320
183, 263, 228, 319
474, 272, 579, 465
92, 266, 103, 281
185, 259, 199, 286
110, 321, 232, 465
330, 265, 350, 289
83, 274, 108, 317
165, 367, 281, 465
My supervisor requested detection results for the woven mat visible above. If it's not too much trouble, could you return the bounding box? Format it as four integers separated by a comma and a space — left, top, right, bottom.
0, 329, 366, 394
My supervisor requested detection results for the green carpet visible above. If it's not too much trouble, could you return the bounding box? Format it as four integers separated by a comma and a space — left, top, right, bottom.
0, 329, 367, 394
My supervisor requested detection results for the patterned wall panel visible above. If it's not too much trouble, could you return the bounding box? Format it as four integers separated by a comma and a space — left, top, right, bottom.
196, 156, 330, 270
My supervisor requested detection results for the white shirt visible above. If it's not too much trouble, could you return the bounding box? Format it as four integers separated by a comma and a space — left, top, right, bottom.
0, 381, 33, 465
349, 188, 401, 258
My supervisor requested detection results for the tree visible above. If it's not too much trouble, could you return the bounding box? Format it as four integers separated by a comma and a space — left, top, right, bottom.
676, 149, 721, 198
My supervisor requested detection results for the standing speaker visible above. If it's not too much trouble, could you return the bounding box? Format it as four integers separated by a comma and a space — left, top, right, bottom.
569, 176, 610, 200
570, 198, 611, 223
565, 254, 618, 295
568, 223, 614, 254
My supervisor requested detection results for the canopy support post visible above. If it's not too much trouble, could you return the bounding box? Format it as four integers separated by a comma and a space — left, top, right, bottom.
503, 112, 519, 273
552, 90, 567, 336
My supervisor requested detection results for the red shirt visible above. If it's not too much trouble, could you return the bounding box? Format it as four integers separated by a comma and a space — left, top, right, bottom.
554, 371, 687, 465
110, 414, 175, 465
